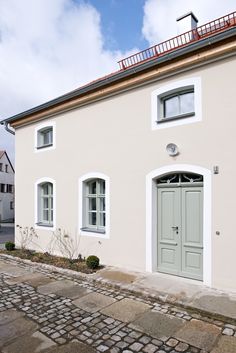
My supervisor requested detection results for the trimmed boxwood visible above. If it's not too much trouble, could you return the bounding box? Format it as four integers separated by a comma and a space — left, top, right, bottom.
5, 242, 15, 251
86, 255, 100, 269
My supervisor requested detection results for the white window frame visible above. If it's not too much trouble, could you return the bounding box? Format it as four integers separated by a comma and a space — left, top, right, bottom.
35, 121, 56, 152
35, 177, 56, 231
79, 172, 110, 239
151, 77, 202, 130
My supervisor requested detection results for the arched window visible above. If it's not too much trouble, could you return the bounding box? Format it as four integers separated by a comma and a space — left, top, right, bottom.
83, 178, 106, 232
37, 181, 54, 227
79, 173, 110, 237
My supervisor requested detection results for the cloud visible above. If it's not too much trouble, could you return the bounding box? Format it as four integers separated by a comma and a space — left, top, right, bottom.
0, 0, 136, 119
0, 0, 138, 162
142, 0, 236, 45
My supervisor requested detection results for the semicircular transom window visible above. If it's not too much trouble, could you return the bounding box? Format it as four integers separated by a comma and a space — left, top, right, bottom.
157, 172, 203, 185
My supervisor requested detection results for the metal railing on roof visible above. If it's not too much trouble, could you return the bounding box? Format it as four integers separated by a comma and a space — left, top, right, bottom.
118, 11, 236, 70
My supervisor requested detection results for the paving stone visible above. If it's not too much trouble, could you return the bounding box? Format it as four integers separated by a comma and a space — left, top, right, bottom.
0, 316, 38, 347
129, 342, 144, 351
37, 280, 75, 294
55, 285, 91, 299
2, 331, 56, 353
73, 292, 116, 313
98, 270, 137, 283
101, 298, 151, 323
130, 311, 185, 341
143, 344, 158, 353
175, 341, 189, 352
192, 294, 236, 320
46, 340, 96, 352
174, 319, 221, 351
0, 264, 29, 276
210, 335, 236, 353
0, 309, 24, 325
5, 273, 54, 287
166, 338, 179, 347
222, 327, 234, 336
139, 335, 151, 344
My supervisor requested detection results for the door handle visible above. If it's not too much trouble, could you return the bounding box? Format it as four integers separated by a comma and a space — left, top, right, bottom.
172, 226, 179, 231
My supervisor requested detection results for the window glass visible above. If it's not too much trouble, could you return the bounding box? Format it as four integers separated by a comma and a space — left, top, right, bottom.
38, 182, 53, 226
84, 178, 106, 231
161, 89, 194, 120
180, 92, 194, 115
89, 181, 96, 195
164, 96, 179, 118
37, 127, 53, 148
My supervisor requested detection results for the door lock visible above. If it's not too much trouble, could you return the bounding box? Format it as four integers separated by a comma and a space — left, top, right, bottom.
172, 226, 179, 234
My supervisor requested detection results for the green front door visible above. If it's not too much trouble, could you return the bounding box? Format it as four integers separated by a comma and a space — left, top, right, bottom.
157, 180, 203, 280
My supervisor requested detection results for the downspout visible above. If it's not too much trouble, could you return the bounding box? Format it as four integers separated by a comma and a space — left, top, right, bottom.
1, 122, 15, 135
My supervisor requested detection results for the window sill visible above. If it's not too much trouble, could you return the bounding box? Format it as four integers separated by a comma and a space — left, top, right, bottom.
157, 112, 195, 124
36, 223, 54, 228
36, 143, 53, 150
81, 227, 105, 234
80, 227, 109, 239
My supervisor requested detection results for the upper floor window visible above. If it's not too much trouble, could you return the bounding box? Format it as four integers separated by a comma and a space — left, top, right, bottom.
37, 182, 54, 227
79, 173, 110, 238
0, 163, 2, 171
5, 165, 8, 173
160, 89, 194, 121
151, 77, 201, 130
37, 127, 53, 148
35, 121, 56, 152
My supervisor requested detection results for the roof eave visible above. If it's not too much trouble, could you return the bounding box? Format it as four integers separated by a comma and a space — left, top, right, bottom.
2, 27, 236, 125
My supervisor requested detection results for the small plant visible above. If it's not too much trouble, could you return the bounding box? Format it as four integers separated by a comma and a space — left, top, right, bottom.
48, 228, 81, 260
5, 241, 15, 251
16, 225, 38, 250
86, 255, 100, 269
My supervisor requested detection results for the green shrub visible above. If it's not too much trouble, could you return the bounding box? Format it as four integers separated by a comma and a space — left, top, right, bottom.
86, 255, 100, 269
5, 242, 15, 251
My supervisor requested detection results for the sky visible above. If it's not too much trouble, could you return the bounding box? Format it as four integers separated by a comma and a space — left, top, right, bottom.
0, 0, 235, 163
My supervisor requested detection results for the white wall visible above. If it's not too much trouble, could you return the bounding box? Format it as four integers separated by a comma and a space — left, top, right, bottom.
14, 56, 236, 292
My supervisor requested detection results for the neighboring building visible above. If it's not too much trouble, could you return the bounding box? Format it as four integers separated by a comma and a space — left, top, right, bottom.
0, 151, 14, 222
1, 11, 236, 291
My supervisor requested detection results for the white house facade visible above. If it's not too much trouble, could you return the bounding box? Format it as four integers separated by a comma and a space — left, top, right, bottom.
0, 151, 14, 222
2, 11, 236, 292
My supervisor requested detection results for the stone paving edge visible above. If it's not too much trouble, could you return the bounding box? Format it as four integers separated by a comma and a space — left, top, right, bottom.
1, 253, 236, 326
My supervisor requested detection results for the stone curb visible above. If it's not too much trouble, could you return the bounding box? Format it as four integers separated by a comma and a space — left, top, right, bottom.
1, 253, 236, 325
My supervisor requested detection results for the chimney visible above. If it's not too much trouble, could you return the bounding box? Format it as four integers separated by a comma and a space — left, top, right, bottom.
176, 12, 198, 34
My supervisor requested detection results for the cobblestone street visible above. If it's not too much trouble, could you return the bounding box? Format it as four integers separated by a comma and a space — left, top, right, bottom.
0, 257, 236, 352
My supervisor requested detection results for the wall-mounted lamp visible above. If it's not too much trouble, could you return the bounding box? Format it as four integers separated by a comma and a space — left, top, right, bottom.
166, 143, 179, 157
213, 166, 219, 174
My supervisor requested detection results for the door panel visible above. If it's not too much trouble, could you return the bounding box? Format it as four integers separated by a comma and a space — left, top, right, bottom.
157, 188, 181, 275
157, 185, 203, 281
181, 187, 203, 280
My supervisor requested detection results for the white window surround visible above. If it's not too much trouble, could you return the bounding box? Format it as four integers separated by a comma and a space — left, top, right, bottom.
34, 121, 56, 152
151, 77, 202, 130
146, 164, 212, 287
35, 177, 56, 231
79, 172, 110, 239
